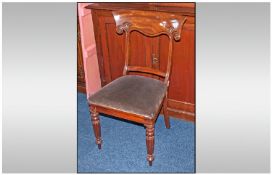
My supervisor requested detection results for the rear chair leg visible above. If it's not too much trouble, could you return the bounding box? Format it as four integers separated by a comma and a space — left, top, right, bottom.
90, 106, 102, 149
145, 124, 155, 166
163, 97, 170, 129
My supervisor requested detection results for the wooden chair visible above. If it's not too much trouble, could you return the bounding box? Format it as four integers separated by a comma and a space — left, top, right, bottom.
88, 10, 187, 166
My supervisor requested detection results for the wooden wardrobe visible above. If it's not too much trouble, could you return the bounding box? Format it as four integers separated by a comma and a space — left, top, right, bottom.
86, 3, 195, 122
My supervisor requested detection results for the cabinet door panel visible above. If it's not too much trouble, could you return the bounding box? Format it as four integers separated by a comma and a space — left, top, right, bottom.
130, 31, 161, 79
158, 25, 195, 104
105, 22, 125, 80
129, 31, 149, 67
99, 16, 125, 82
169, 29, 195, 104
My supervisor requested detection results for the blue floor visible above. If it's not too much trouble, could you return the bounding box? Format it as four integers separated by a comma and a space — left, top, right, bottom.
77, 92, 195, 173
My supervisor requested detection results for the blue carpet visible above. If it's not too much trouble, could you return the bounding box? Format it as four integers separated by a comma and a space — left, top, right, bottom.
77, 92, 195, 173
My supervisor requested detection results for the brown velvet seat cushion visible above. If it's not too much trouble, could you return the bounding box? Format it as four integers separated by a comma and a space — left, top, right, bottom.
88, 75, 167, 119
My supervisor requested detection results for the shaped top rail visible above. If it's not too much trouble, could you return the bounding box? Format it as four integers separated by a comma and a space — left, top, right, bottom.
112, 10, 187, 41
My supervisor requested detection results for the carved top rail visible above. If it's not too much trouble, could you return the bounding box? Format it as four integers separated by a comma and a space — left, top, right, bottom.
113, 10, 187, 40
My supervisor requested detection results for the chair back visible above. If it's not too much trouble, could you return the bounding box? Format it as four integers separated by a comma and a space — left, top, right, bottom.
112, 10, 187, 85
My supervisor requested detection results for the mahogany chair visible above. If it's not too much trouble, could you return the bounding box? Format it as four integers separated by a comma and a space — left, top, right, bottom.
88, 10, 187, 166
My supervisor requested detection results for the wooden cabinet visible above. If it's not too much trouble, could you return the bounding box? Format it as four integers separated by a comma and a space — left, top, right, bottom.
77, 19, 86, 93
86, 3, 195, 122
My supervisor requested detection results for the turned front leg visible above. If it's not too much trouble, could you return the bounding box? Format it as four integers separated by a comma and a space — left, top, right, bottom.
90, 106, 102, 149
145, 124, 155, 166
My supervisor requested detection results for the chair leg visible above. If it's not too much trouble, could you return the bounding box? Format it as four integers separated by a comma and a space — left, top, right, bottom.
145, 124, 155, 166
90, 107, 102, 149
163, 97, 170, 129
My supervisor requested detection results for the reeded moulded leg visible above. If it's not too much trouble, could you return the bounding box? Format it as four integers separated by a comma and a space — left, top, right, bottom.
90, 106, 102, 149
145, 124, 155, 166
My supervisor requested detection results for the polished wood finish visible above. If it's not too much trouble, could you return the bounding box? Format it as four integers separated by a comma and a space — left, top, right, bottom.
88, 8, 187, 166
113, 10, 186, 39
77, 18, 86, 93
163, 92, 170, 129
87, 3, 195, 122
90, 106, 102, 149
86, 3, 195, 16
145, 124, 155, 166
127, 66, 166, 77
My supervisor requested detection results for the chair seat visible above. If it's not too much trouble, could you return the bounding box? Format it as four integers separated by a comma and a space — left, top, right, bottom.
88, 75, 167, 119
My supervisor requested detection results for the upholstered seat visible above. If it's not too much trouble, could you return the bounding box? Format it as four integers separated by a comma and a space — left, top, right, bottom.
89, 75, 167, 119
